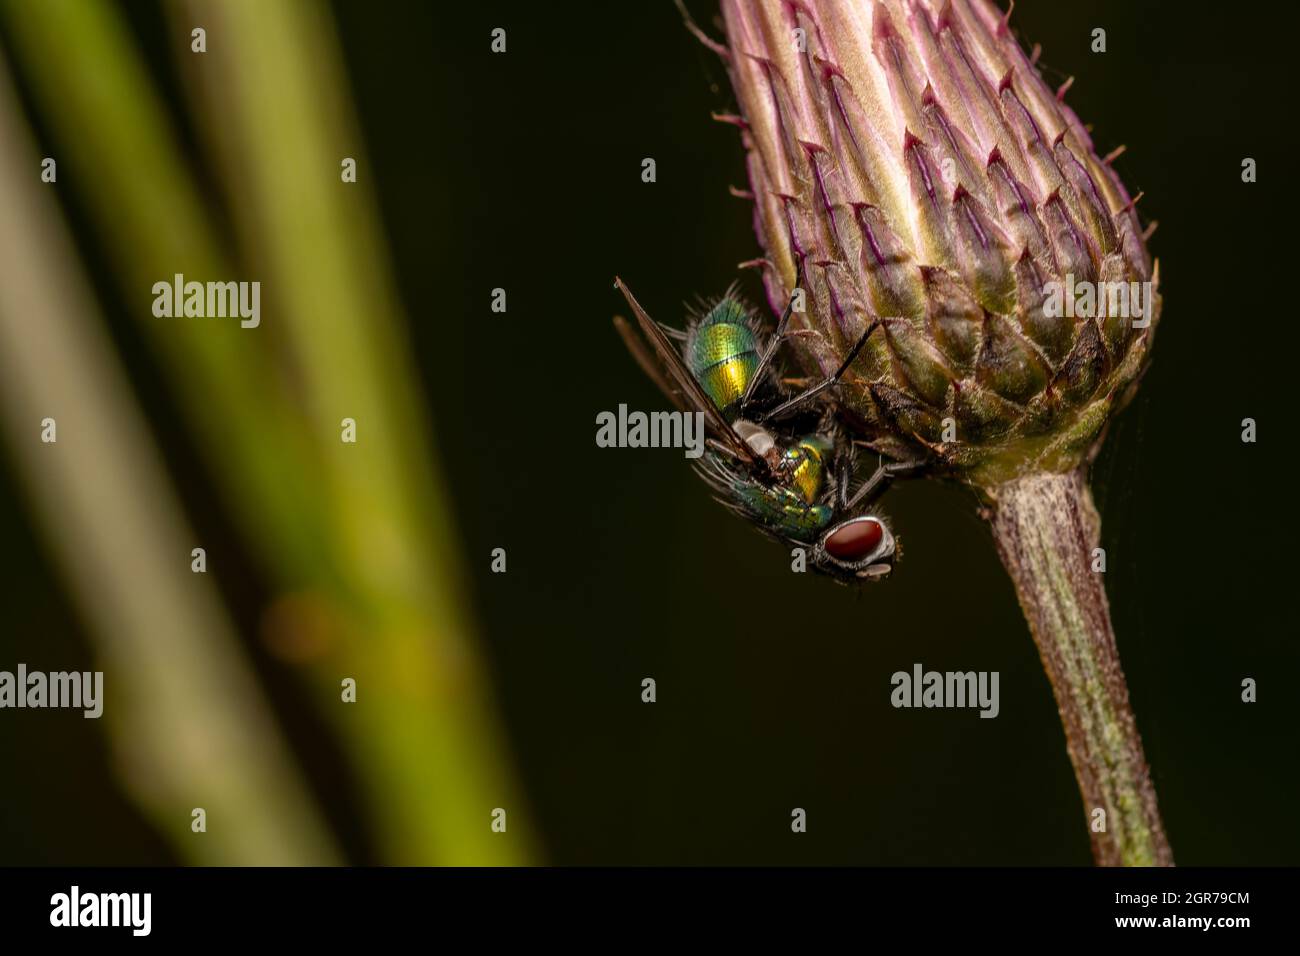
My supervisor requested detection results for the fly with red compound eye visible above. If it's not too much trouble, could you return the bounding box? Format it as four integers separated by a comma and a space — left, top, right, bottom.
612, 272, 924, 583
694, 428, 922, 581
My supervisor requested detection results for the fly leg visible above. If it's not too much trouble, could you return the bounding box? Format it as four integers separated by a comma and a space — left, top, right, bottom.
738, 260, 804, 416
846, 457, 928, 509
758, 320, 879, 422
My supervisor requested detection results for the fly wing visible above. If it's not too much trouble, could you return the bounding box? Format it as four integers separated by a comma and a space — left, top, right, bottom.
613, 277, 758, 466
613, 315, 688, 414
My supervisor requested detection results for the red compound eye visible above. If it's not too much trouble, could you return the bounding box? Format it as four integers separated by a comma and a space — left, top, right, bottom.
824, 518, 884, 561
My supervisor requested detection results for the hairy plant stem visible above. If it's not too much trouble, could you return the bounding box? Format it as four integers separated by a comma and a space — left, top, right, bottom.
988, 469, 1172, 866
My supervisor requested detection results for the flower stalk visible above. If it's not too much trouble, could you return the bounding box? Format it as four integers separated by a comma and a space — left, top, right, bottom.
710, 0, 1171, 863
989, 470, 1171, 866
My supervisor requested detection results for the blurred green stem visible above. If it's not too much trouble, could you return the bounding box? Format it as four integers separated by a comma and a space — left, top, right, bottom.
171, 0, 534, 865
0, 0, 331, 579
1, 0, 534, 864
0, 45, 339, 865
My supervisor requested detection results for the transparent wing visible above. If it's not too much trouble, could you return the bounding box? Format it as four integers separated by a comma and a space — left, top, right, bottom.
613, 277, 758, 466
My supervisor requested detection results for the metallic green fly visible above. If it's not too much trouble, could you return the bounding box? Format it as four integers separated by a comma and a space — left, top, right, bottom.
614, 272, 920, 582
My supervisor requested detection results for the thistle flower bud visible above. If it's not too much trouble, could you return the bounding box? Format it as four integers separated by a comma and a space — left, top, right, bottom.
719, 0, 1158, 488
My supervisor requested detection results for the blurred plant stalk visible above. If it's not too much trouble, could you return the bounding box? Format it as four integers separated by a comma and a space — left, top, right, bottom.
1, 0, 533, 864
0, 44, 338, 865
715, 0, 1170, 865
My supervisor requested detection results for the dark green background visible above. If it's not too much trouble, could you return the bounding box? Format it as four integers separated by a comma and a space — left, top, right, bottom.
1, 0, 1295, 865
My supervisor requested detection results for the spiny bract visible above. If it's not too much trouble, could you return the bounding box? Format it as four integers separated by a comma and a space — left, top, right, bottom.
718, 0, 1159, 488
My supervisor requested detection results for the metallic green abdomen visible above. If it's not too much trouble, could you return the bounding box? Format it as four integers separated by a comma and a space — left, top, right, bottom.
687, 300, 758, 415
736, 484, 833, 540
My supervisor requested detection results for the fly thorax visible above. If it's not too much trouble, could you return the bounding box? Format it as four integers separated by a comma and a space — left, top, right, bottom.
781, 435, 833, 504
